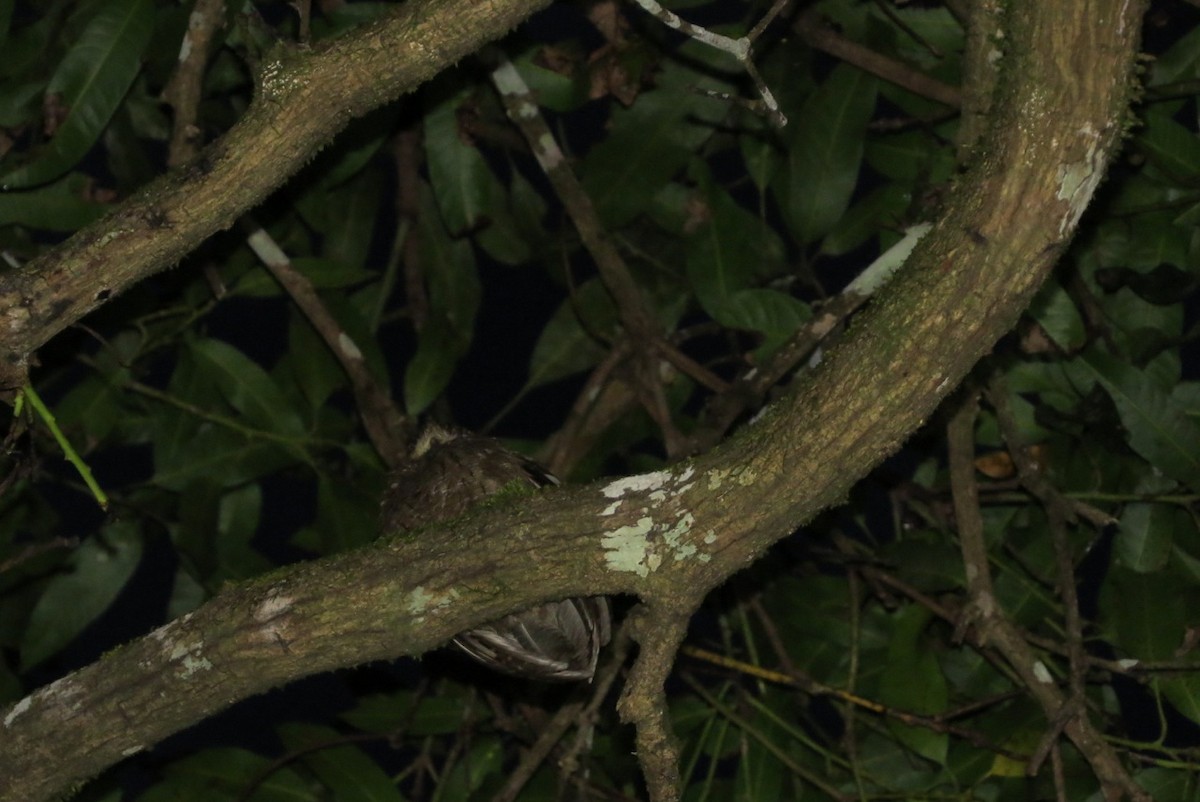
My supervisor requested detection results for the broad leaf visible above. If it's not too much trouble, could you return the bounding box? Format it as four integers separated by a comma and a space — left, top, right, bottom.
21, 522, 142, 669
1, 0, 153, 188
1079, 350, 1200, 492
778, 64, 877, 245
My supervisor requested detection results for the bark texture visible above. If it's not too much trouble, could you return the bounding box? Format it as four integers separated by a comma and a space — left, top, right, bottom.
0, 0, 1148, 799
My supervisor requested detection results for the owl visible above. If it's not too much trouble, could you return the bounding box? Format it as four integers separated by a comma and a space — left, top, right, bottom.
382, 425, 611, 681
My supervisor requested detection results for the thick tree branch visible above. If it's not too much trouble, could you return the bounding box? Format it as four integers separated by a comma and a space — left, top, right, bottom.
0, 0, 554, 389
0, 0, 1148, 799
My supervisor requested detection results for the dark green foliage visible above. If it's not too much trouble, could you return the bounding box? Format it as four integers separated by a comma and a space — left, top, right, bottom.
3, 0, 1200, 799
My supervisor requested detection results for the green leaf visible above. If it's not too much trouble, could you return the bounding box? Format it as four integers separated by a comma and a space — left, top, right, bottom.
54, 366, 130, 444
1161, 673, 1200, 727
21, 522, 142, 669
0, 0, 12, 44
400, 187, 480, 414
739, 132, 780, 194
1124, 212, 1192, 270
877, 605, 948, 764
582, 57, 732, 227
0, 171, 107, 230
1147, 23, 1200, 86
1, 0, 153, 189
326, 169, 387, 271
342, 690, 480, 736
277, 722, 406, 802
440, 735, 504, 797
510, 45, 589, 113
1116, 503, 1176, 572
734, 690, 788, 801
1079, 350, 1200, 492
821, 183, 911, 257
213, 483, 273, 581
238, 257, 375, 299
425, 86, 532, 265
1136, 112, 1200, 185
425, 83, 494, 235
189, 338, 307, 440
1026, 280, 1085, 351
526, 277, 614, 389
686, 173, 787, 323
154, 746, 315, 801
778, 64, 877, 244
719, 289, 811, 354
153, 424, 301, 491
292, 474, 379, 554
282, 308, 349, 413
0, 7, 55, 83
1129, 767, 1200, 802
404, 315, 462, 416
151, 347, 309, 491
1100, 566, 1194, 662
310, 105, 398, 190
419, 183, 480, 338
865, 129, 954, 183
1100, 569, 1200, 729
0, 78, 46, 127
684, 166, 806, 348
166, 567, 207, 620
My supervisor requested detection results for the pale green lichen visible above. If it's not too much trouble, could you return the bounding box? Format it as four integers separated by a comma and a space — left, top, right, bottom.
169, 640, 202, 662
1055, 124, 1103, 236
706, 465, 758, 490
602, 518, 654, 577
602, 471, 672, 499
406, 586, 459, 622
254, 594, 293, 622
179, 653, 213, 678
166, 639, 212, 679
3, 695, 31, 728
706, 468, 731, 491
407, 586, 435, 615
600, 465, 712, 573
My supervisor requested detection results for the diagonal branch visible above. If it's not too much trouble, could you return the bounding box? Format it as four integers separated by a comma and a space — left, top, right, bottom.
0, 0, 555, 390
948, 395, 1148, 800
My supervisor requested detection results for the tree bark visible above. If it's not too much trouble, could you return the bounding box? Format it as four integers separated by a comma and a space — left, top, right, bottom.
0, 0, 554, 390
0, 0, 1148, 799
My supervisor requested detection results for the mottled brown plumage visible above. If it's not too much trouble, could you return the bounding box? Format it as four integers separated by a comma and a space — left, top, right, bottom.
382, 425, 611, 682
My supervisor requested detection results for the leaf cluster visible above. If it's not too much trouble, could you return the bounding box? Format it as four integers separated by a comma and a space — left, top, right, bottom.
1, 0, 1199, 799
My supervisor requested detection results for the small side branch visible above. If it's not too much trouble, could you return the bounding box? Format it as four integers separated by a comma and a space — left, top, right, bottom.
947, 393, 1149, 801
628, 0, 788, 127
485, 49, 726, 458
793, 8, 961, 108
617, 603, 694, 802
245, 225, 409, 466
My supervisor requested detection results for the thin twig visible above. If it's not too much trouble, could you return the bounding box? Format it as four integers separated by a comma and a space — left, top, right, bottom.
680, 672, 853, 800
0, 536, 79, 576
485, 50, 725, 455
793, 8, 962, 108
688, 224, 931, 454
947, 393, 1149, 800
17, 386, 107, 510
490, 621, 630, 802
244, 224, 409, 466
162, 0, 227, 167
627, 0, 786, 126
